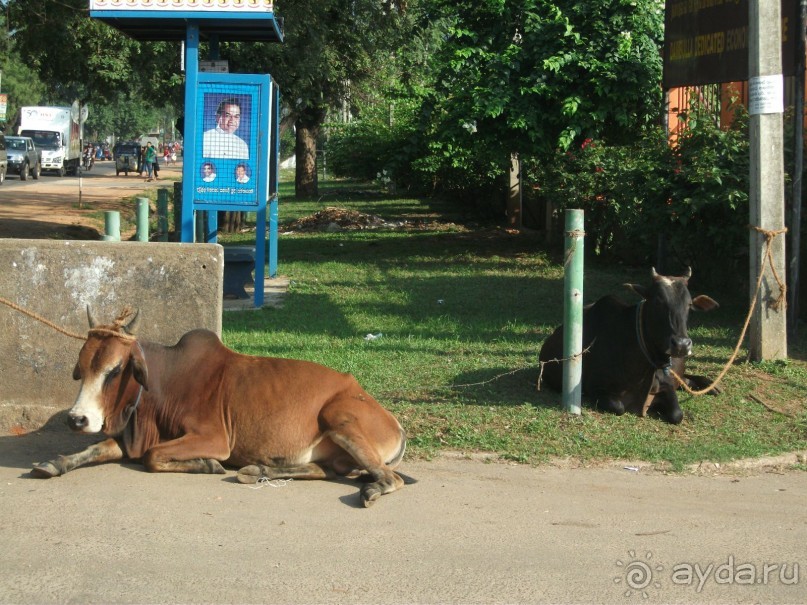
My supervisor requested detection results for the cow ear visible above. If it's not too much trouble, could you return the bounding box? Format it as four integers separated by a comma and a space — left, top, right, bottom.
72, 363, 81, 381
624, 283, 648, 299
691, 295, 719, 312
129, 345, 149, 391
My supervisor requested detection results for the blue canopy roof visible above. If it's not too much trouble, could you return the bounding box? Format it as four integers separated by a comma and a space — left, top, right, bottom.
90, 9, 283, 42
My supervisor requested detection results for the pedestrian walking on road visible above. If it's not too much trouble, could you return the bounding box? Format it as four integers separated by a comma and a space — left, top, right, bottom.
143, 142, 156, 181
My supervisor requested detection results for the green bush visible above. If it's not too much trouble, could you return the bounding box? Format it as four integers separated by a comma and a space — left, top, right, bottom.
524, 98, 751, 285
523, 130, 670, 263
657, 104, 750, 283
324, 98, 424, 189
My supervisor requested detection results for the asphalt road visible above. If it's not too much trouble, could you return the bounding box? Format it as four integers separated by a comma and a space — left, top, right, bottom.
0, 420, 804, 605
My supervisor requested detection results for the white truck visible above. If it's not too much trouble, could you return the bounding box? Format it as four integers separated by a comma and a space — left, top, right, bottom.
18, 106, 82, 177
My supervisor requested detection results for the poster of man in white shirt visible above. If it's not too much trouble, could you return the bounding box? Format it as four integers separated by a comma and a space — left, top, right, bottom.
203, 96, 250, 159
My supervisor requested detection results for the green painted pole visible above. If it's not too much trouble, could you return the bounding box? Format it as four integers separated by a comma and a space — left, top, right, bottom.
135, 197, 149, 242
103, 211, 120, 242
562, 209, 584, 415
157, 189, 169, 242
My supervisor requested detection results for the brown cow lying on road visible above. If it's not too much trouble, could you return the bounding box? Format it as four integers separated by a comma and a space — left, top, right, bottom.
32, 308, 407, 507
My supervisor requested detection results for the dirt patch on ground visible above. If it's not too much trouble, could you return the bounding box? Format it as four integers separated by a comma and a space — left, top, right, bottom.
0, 161, 181, 240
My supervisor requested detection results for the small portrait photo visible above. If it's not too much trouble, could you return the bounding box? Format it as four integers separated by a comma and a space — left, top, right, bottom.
235, 163, 251, 184
202, 94, 251, 159
200, 161, 217, 182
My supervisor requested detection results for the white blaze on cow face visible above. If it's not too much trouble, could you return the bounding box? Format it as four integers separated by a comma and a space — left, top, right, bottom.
69, 350, 124, 434
68, 371, 108, 433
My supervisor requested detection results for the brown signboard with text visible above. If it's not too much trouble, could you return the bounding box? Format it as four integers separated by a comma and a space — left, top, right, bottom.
663, 0, 798, 88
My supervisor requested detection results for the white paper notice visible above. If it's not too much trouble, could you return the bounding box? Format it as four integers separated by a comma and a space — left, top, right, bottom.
748, 75, 784, 115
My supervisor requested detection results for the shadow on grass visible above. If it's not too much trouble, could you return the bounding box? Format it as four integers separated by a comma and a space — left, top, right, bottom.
446, 365, 560, 410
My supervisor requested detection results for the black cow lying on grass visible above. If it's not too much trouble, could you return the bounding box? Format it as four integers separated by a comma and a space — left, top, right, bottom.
538, 268, 720, 424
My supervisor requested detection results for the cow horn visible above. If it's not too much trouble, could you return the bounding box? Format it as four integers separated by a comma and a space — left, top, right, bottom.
123, 308, 142, 336
651, 267, 660, 280
86, 305, 99, 329
683, 266, 692, 280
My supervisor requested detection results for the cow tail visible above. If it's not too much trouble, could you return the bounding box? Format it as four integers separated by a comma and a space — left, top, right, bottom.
386, 427, 407, 468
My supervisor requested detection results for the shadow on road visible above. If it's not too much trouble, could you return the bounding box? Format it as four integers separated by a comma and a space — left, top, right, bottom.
0, 411, 103, 474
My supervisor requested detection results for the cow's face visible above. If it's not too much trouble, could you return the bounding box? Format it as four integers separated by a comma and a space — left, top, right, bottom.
67, 309, 148, 434
627, 268, 718, 360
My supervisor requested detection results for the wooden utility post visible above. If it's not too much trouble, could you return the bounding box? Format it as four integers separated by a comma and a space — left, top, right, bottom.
748, 0, 788, 361
789, 0, 807, 343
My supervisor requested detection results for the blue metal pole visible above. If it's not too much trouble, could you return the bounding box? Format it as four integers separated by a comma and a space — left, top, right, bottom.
254, 209, 266, 308
180, 23, 199, 242
268, 197, 278, 278
562, 209, 584, 415
268, 83, 280, 278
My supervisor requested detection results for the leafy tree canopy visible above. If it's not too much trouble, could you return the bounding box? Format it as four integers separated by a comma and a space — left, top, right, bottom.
4, 0, 182, 138
419, 0, 665, 180
0, 7, 47, 130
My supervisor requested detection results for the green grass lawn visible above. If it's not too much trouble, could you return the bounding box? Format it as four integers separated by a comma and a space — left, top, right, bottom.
219, 175, 807, 470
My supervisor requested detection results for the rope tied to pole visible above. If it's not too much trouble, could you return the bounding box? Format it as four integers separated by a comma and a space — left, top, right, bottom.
750, 225, 788, 311
669, 225, 787, 396
535, 342, 596, 391
563, 229, 585, 268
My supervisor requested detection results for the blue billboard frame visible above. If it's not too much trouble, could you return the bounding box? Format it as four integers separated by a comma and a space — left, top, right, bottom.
192, 74, 269, 210
182, 66, 278, 306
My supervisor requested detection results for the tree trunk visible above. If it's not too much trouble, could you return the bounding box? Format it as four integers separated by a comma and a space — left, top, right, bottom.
507, 153, 522, 229
295, 106, 326, 198
217, 211, 244, 233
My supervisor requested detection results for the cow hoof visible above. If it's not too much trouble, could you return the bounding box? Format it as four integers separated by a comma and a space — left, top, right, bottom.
360, 484, 381, 507
236, 465, 261, 484
596, 398, 625, 416
31, 462, 60, 478
666, 409, 684, 425
206, 459, 226, 474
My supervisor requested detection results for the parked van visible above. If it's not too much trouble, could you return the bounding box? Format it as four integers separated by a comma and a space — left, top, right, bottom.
0, 133, 7, 185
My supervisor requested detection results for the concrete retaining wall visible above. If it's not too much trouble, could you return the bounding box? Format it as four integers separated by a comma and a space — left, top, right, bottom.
0, 239, 223, 430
